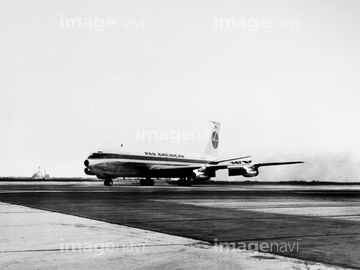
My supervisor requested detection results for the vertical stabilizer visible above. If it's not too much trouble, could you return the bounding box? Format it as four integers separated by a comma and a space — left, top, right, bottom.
204, 121, 220, 157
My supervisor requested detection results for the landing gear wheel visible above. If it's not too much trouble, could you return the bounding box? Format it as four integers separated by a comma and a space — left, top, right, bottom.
177, 178, 184, 186
177, 177, 192, 186
140, 178, 154, 186
104, 179, 113, 186
178, 178, 191, 187
185, 177, 192, 186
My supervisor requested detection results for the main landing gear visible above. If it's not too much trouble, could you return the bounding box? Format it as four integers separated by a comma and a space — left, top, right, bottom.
104, 178, 113, 186
140, 178, 155, 186
177, 177, 192, 186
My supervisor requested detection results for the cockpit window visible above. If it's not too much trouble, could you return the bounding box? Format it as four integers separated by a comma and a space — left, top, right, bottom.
88, 153, 104, 159
88, 153, 120, 159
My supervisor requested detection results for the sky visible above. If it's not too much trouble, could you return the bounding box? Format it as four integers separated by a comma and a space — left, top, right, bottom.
1, 0, 360, 181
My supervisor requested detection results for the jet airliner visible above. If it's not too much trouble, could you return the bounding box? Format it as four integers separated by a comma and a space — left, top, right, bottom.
84, 122, 303, 186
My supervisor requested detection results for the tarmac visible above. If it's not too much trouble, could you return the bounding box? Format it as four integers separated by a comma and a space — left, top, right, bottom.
0, 181, 359, 269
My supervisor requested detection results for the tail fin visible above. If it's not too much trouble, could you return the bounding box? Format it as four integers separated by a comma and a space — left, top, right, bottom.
204, 121, 220, 157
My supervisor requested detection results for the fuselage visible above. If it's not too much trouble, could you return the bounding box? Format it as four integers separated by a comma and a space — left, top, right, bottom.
83, 122, 303, 187
84, 149, 216, 179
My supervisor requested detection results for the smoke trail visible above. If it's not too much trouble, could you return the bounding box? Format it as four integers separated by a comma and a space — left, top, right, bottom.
268, 152, 360, 182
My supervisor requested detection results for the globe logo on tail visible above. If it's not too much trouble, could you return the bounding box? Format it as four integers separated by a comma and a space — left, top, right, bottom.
211, 131, 219, 149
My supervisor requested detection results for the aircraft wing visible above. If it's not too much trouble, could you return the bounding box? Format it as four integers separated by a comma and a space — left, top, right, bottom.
149, 161, 303, 178
149, 164, 229, 178
150, 164, 228, 173
150, 161, 304, 174
209, 155, 251, 164
150, 165, 201, 173
252, 161, 304, 169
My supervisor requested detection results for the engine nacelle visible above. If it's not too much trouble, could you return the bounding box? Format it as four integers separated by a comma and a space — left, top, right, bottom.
228, 166, 259, 178
242, 169, 259, 178
191, 169, 211, 181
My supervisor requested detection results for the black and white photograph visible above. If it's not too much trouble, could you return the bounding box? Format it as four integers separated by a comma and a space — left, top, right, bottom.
1, 0, 360, 269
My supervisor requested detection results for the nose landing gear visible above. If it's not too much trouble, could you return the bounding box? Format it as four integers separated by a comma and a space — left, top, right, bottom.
104, 178, 113, 186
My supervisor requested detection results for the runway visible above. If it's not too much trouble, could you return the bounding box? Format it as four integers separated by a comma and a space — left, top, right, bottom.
1, 182, 360, 269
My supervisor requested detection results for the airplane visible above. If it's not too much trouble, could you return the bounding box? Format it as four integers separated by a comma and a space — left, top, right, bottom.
83, 122, 304, 186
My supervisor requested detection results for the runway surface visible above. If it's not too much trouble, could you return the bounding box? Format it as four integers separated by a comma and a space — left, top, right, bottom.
1, 182, 360, 269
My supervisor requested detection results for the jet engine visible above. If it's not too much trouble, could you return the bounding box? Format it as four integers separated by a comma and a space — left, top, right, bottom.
228, 166, 259, 178
191, 169, 211, 180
